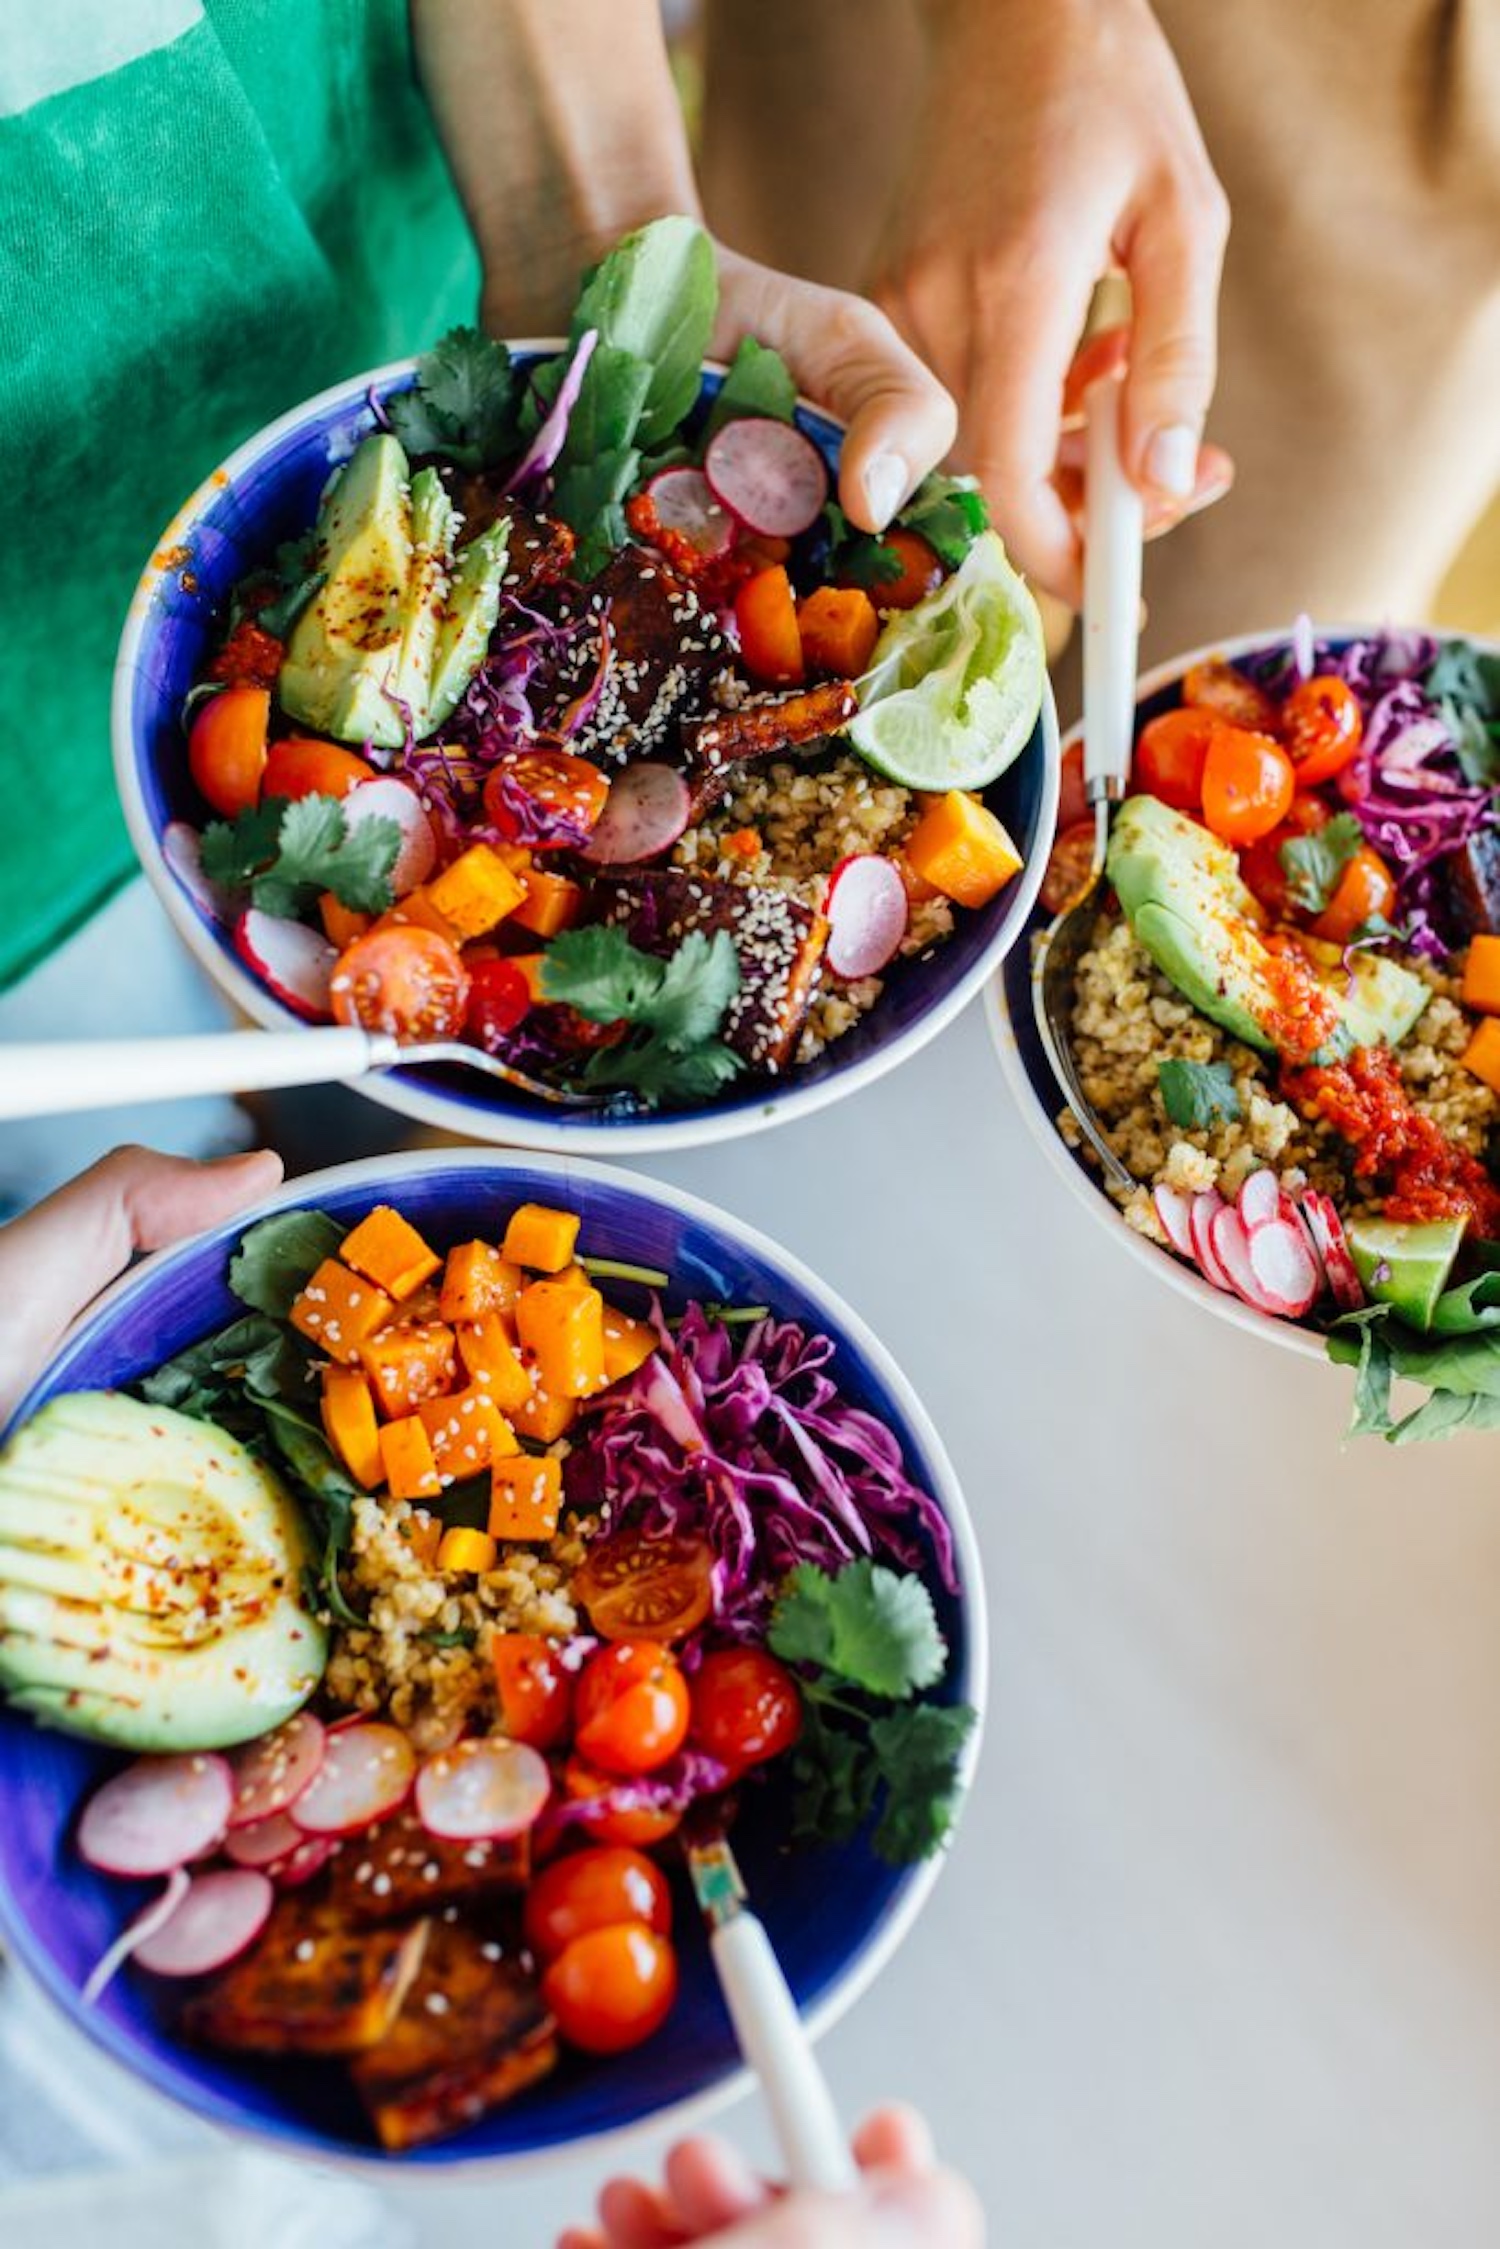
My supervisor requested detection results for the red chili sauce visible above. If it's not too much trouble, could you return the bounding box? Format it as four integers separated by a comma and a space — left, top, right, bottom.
1282, 1044, 1500, 1235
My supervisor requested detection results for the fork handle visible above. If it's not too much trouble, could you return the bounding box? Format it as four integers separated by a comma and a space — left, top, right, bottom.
0, 1029, 401, 1120
710, 1912, 857, 2192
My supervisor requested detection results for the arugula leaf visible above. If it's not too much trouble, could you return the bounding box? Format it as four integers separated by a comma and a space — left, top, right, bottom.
229, 1209, 346, 1319
139, 1313, 303, 1426
201, 794, 401, 917
551, 445, 644, 580
255, 1397, 367, 1628
1156, 1057, 1241, 1130
541, 925, 744, 1107
898, 473, 990, 570
1388, 1388, 1500, 1444
570, 216, 718, 446
869, 1703, 977, 1864
1279, 812, 1365, 913
1425, 638, 1500, 716
1428, 1270, 1500, 1332
705, 337, 797, 439
386, 327, 521, 470
769, 1559, 946, 1700
1327, 1306, 1396, 1438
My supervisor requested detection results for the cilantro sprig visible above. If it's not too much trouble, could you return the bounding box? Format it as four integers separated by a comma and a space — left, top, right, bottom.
1278, 811, 1365, 914
200, 794, 401, 918
539, 924, 743, 1107
1157, 1057, 1241, 1131
824, 471, 992, 595
386, 327, 523, 471
769, 1560, 976, 1865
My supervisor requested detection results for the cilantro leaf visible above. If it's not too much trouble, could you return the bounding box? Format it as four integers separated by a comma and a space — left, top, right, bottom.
769, 1559, 946, 1700
201, 795, 401, 918
705, 337, 797, 439
1156, 1057, 1241, 1131
581, 1035, 741, 1106
868, 1703, 976, 1864
832, 535, 905, 592
540, 925, 744, 1109
898, 473, 990, 570
540, 924, 670, 1021
228, 1208, 346, 1319
386, 327, 521, 470
788, 1704, 882, 1847
1278, 811, 1365, 913
644, 932, 743, 1049
200, 798, 283, 889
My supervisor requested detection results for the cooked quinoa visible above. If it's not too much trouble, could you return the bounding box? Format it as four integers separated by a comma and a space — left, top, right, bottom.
1059, 910, 1500, 1244
674, 749, 955, 1059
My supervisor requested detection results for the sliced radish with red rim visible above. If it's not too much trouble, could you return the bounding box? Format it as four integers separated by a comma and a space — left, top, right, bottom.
163, 823, 238, 923
266, 1835, 338, 1889
1209, 1203, 1290, 1317
235, 909, 336, 1020
224, 1811, 305, 1869
579, 764, 690, 866
1187, 1192, 1237, 1294
823, 854, 910, 979
227, 1712, 326, 1829
1152, 1185, 1195, 1259
703, 417, 829, 538
414, 1737, 551, 1842
342, 779, 438, 897
1301, 1191, 1365, 1310
641, 466, 736, 559
78, 1753, 234, 1879
1236, 1170, 1282, 1233
133, 1868, 274, 1978
289, 1721, 415, 1836
1246, 1218, 1321, 1317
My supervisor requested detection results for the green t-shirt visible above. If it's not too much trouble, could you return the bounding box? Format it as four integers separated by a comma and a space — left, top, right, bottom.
0, 0, 478, 988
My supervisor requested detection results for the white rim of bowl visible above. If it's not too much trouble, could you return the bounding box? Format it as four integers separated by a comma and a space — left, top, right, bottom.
112, 357, 1060, 1155
1, 1146, 989, 2177
986, 617, 1500, 1362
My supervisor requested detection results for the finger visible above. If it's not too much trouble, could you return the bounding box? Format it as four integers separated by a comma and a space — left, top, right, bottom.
0, 1147, 283, 1421
1054, 437, 1233, 534
1060, 323, 1131, 424
555, 2231, 605, 2249
713, 247, 957, 531
852, 2103, 935, 2175
662, 2134, 771, 2233
713, 2169, 985, 2249
1116, 169, 1230, 504
594, 2175, 689, 2249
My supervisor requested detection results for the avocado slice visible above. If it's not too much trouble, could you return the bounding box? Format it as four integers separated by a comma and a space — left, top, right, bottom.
279, 434, 510, 750
1107, 795, 1430, 1058
0, 1392, 327, 1752
1346, 1215, 1468, 1331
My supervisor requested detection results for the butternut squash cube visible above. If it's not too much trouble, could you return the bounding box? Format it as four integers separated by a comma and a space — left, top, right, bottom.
602, 1309, 659, 1385
488, 1454, 563, 1543
516, 1281, 606, 1400
359, 1321, 458, 1419
510, 1384, 578, 1444
904, 789, 1023, 908
508, 954, 548, 1005
416, 1384, 519, 1476
402, 1507, 444, 1568
1461, 1015, 1500, 1092
501, 1202, 581, 1273
437, 1525, 498, 1574
511, 867, 583, 939
321, 1365, 384, 1488
340, 1206, 442, 1300
1461, 934, 1500, 1016
320, 893, 372, 950
378, 1416, 442, 1501
290, 1259, 397, 1364
455, 1315, 533, 1412
425, 844, 526, 939
439, 1241, 525, 1325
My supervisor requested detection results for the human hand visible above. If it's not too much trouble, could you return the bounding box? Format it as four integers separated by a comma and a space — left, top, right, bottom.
0, 1145, 284, 1423
868, 0, 1233, 604
556, 2104, 983, 2249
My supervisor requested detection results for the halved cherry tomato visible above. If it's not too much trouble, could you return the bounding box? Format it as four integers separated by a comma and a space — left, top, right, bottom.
574, 1642, 690, 1778
329, 925, 470, 1040
523, 1846, 672, 1962
1181, 658, 1282, 736
688, 1649, 801, 1776
1236, 793, 1329, 920
261, 737, 376, 800
491, 1632, 572, 1749
572, 1529, 715, 1644
840, 527, 944, 613
561, 1754, 682, 1847
541, 1923, 678, 2054
1200, 727, 1297, 845
1038, 819, 1097, 915
188, 686, 269, 817
1056, 741, 1088, 832
464, 956, 535, 1051
1135, 706, 1220, 812
1312, 844, 1396, 945
734, 564, 805, 686
482, 749, 610, 845
1281, 675, 1363, 785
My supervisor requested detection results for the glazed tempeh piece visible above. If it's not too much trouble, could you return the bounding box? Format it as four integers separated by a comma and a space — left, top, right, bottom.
183, 1894, 430, 2056
680, 680, 858, 820
327, 1809, 530, 1925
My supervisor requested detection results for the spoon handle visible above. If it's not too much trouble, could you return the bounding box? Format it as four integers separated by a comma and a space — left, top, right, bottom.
0, 1028, 399, 1119
709, 1910, 858, 2192
1082, 371, 1145, 809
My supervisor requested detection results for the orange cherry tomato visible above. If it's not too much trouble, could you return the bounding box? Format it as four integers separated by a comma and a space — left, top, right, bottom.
688, 1649, 802, 1776
541, 1923, 678, 2054
1281, 675, 1364, 785
840, 527, 944, 613
1135, 706, 1221, 812
573, 1642, 690, 1778
1312, 845, 1397, 945
1038, 819, 1098, 915
261, 736, 376, 800
734, 564, 805, 686
482, 749, 610, 845
571, 1529, 716, 1644
188, 686, 269, 817
329, 925, 470, 1041
491, 1632, 573, 1750
1181, 658, 1282, 736
523, 1846, 672, 1963
1235, 793, 1329, 920
1200, 727, 1297, 845
561, 1755, 682, 1847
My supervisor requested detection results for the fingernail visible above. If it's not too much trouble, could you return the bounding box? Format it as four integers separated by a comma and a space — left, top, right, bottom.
1144, 424, 1198, 500
862, 450, 910, 530
869, 2175, 950, 2242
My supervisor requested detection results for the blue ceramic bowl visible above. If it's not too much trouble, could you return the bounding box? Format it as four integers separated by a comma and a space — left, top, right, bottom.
112, 353, 1058, 1154
0, 1151, 985, 2167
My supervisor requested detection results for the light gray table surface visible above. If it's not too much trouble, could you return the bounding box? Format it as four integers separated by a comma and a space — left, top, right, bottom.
2, 882, 1498, 2246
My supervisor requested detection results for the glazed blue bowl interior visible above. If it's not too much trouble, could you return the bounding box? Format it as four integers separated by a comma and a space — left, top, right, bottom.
0, 1158, 976, 2164
122, 357, 1051, 1140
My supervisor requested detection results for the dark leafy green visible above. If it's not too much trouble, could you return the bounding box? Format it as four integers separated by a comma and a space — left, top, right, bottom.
898, 472, 990, 570
1157, 1057, 1241, 1130
569, 216, 718, 447
386, 327, 522, 471
1329, 1288, 1500, 1442
229, 1209, 346, 1319
705, 337, 797, 438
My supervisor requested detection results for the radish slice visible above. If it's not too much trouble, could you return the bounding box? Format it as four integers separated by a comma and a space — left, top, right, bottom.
224, 1811, 304, 1869
133, 1868, 274, 1978
414, 1738, 551, 1843
1152, 1185, 1195, 1259
579, 763, 690, 866
227, 1713, 326, 1830
641, 466, 736, 559
1188, 1192, 1237, 1294
78, 1753, 234, 1879
1302, 1190, 1366, 1310
824, 854, 910, 979
1236, 1170, 1282, 1233
163, 822, 237, 922
342, 778, 438, 897
234, 908, 336, 1021
266, 1834, 338, 1889
1246, 1217, 1321, 1317
704, 416, 829, 538
82, 1869, 191, 2005
1209, 1203, 1289, 1317
289, 1721, 415, 1836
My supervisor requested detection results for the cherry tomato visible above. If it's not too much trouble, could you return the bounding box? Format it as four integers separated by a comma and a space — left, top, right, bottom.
573, 1642, 690, 1778
688, 1649, 802, 1775
1235, 793, 1329, 919
523, 1846, 672, 1962
572, 1529, 716, 1644
1038, 819, 1097, 914
1200, 727, 1297, 845
1134, 706, 1221, 812
541, 1923, 678, 2054
1281, 675, 1364, 785
1312, 845, 1396, 945
329, 925, 470, 1040
734, 564, 805, 686
1181, 658, 1282, 736
491, 1632, 572, 1750
464, 956, 535, 1051
561, 1754, 682, 1847
261, 737, 376, 800
188, 686, 269, 817
482, 749, 610, 845
840, 527, 944, 612
1056, 741, 1088, 832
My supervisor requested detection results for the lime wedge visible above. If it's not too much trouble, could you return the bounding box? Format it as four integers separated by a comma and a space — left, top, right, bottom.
1345, 1215, 1468, 1331
847, 530, 1045, 790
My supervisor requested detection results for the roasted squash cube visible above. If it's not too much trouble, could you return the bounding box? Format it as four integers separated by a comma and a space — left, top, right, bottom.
510, 1384, 578, 1444
500, 1201, 580, 1273
320, 892, 372, 950
1462, 934, 1500, 1016
378, 1416, 442, 1501
339, 1206, 442, 1300
489, 1453, 563, 1542
402, 1507, 444, 1568
425, 843, 527, 938
439, 1240, 525, 1324
511, 866, 583, 939
359, 1321, 458, 1418
438, 1524, 498, 1573
1462, 1015, 1500, 1092
602, 1308, 658, 1384
374, 887, 462, 945
416, 1383, 519, 1476
290, 1259, 397, 1364
516, 1281, 606, 1399
455, 1315, 533, 1412
321, 1365, 384, 1487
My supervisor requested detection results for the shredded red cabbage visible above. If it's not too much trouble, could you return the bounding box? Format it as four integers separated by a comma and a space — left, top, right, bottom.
503, 330, 599, 500
547, 1749, 733, 1837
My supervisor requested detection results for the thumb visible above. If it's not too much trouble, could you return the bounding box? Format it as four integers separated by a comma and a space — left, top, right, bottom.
713, 246, 957, 532
1117, 173, 1230, 504
0, 1146, 283, 1420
